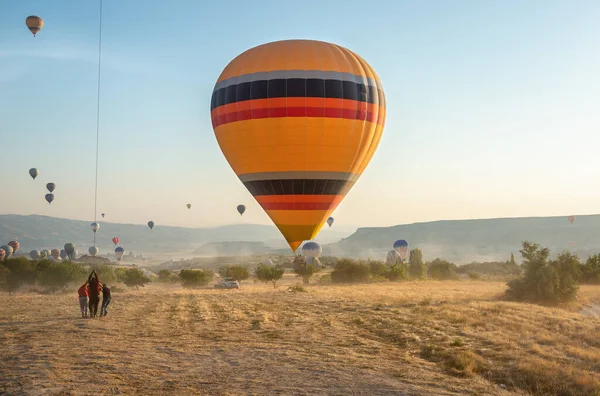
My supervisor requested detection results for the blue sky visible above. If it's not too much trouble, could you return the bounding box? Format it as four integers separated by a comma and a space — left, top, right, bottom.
1, 0, 599, 230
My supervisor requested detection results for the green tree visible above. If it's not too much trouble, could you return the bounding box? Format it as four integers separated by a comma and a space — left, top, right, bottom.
368, 260, 387, 278
408, 248, 426, 279
37, 261, 87, 293
385, 263, 407, 281
179, 269, 214, 288
218, 265, 250, 283
507, 241, 580, 303
331, 259, 371, 283
1, 258, 37, 294
581, 254, 600, 284
122, 268, 152, 289
254, 263, 285, 288
157, 269, 178, 283
509, 253, 516, 266
427, 259, 458, 280
92, 264, 116, 285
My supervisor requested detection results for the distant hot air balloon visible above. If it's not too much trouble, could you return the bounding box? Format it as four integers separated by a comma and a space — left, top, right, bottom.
91, 222, 100, 233
0, 249, 5, 261
8, 241, 20, 253
115, 247, 125, 262
60, 250, 68, 260
237, 205, 246, 216
50, 249, 60, 260
187, 204, 191, 209
26, 16, 44, 37
386, 250, 401, 265
30, 250, 41, 260
211, 40, 385, 252
1, 245, 13, 259
147, 221, 154, 230
101, 213, 105, 218
64, 243, 75, 260
327, 217, 334, 227
301, 241, 322, 267
263, 259, 274, 266
29, 168, 39, 180
45, 193, 54, 204
46, 183, 55, 193
393, 240, 409, 261
568, 216, 575, 224
112, 237, 119, 245
89, 246, 99, 257
39, 250, 48, 259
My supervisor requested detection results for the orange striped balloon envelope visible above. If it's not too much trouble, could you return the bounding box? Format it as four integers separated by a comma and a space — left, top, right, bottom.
210, 40, 386, 252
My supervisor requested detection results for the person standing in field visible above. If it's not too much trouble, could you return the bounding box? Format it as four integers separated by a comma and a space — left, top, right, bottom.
100, 283, 111, 317
87, 271, 102, 318
77, 282, 89, 318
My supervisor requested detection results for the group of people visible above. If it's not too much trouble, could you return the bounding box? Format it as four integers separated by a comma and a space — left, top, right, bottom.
78, 270, 111, 318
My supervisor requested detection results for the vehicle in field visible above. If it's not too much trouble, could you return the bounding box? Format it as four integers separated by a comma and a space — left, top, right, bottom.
215, 277, 240, 289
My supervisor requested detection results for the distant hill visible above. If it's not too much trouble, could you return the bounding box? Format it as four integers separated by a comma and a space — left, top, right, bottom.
323, 215, 600, 263
0, 214, 349, 256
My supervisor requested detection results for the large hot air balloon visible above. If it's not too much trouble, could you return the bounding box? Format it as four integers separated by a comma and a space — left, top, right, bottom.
29, 168, 39, 180
115, 247, 125, 262
0, 249, 5, 261
147, 221, 154, 230
30, 250, 41, 260
25, 16, 44, 37
89, 246, 99, 257
568, 216, 575, 224
187, 204, 191, 209
91, 222, 100, 233
112, 237, 119, 245
8, 241, 20, 253
327, 217, 334, 227
211, 40, 385, 251
60, 250, 68, 260
50, 249, 60, 260
45, 193, 54, 204
1, 245, 13, 259
237, 205, 246, 216
46, 183, 55, 193
393, 240, 409, 261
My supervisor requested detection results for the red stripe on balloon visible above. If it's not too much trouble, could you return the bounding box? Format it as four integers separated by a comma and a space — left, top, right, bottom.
212, 106, 383, 128
259, 201, 338, 210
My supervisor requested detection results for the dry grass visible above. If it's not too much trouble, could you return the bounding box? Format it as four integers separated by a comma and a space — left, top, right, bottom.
0, 278, 599, 395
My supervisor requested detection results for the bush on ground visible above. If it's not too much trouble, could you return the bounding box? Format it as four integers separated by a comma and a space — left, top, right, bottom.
331, 259, 370, 283
179, 269, 214, 288
121, 268, 152, 289
408, 248, 427, 279
217, 265, 250, 283
254, 263, 285, 288
427, 259, 458, 280
506, 241, 579, 303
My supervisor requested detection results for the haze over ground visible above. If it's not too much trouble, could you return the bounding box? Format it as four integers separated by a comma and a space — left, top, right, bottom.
1, 0, 599, 233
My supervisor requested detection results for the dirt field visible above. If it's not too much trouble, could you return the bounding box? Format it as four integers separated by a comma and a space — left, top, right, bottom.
1, 278, 599, 396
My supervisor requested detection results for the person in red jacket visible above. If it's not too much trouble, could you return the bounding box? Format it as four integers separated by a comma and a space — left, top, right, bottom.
87, 271, 102, 318
77, 282, 88, 318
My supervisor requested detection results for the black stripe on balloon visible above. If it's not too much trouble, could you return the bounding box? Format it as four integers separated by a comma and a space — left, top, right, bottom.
210, 78, 384, 111
243, 179, 355, 196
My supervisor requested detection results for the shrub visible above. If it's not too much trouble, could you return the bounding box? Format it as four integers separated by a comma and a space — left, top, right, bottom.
179, 269, 214, 288
467, 272, 481, 280
331, 259, 370, 283
37, 261, 87, 293
506, 241, 580, 303
1, 258, 37, 294
121, 268, 152, 289
218, 265, 250, 283
368, 260, 387, 278
254, 263, 285, 288
385, 263, 407, 281
408, 248, 426, 279
581, 254, 600, 284
157, 269, 179, 283
427, 259, 458, 280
